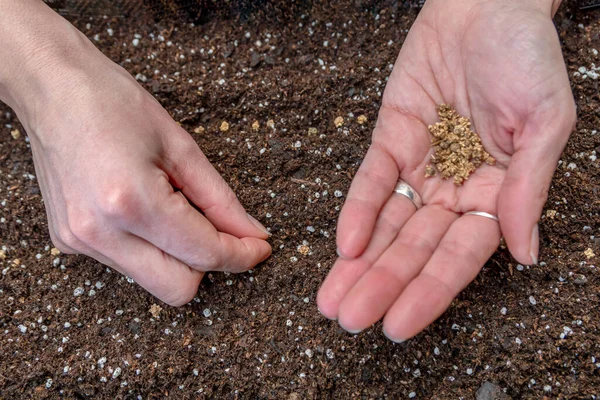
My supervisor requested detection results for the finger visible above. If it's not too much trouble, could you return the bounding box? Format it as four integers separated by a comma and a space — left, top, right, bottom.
382, 214, 501, 342
102, 233, 204, 307
497, 108, 575, 265
336, 142, 399, 259
164, 127, 270, 239
317, 192, 417, 320
337, 206, 456, 333
336, 103, 435, 260
120, 173, 271, 273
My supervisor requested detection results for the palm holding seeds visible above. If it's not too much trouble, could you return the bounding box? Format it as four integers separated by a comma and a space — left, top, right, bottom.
318, 0, 576, 341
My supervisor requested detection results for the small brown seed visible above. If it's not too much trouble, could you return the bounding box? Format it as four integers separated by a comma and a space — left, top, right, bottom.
426, 104, 495, 186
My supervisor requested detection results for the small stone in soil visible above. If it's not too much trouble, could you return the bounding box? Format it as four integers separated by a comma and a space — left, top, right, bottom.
252, 121, 260, 131
357, 115, 368, 125
334, 116, 344, 128
149, 304, 162, 319
298, 245, 310, 255
427, 104, 495, 185
194, 126, 205, 134
250, 52, 261, 68
219, 121, 230, 133
573, 274, 588, 285
584, 248, 595, 259
529, 296, 537, 305
11, 129, 21, 140
476, 381, 509, 400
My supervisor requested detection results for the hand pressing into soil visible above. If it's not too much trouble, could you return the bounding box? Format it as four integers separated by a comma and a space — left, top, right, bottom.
318, 0, 576, 341
0, 0, 271, 306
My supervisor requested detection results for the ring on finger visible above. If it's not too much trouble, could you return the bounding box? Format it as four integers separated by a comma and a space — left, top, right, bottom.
464, 211, 499, 222
394, 179, 422, 210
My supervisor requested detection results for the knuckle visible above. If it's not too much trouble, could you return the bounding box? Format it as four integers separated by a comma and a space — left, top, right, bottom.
54, 224, 80, 250
68, 212, 98, 245
439, 240, 479, 266
532, 184, 550, 206
199, 250, 222, 271
397, 232, 433, 253
167, 190, 189, 212
97, 183, 143, 222
202, 182, 238, 214
356, 166, 388, 188
186, 244, 223, 271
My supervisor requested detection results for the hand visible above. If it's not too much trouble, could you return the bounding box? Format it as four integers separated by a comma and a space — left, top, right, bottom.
0, 0, 272, 306
318, 0, 575, 341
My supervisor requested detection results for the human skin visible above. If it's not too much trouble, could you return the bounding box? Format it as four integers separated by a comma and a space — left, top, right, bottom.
0, 0, 272, 306
0, 0, 575, 339
317, 0, 576, 342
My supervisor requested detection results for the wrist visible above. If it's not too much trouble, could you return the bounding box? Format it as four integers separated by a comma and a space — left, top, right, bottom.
531, 0, 563, 16
0, 0, 101, 119
425, 0, 562, 17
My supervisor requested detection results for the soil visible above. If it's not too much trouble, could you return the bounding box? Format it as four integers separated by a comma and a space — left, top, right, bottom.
1, 1, 600, 398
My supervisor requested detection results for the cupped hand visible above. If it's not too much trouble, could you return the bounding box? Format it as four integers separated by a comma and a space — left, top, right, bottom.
318, 0, 575, 341
14, 28, 271, 306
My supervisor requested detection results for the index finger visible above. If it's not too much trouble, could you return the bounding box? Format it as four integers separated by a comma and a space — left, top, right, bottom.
336, 143, 399, 259
109, 172, 272, 273
337, 106, 434, 259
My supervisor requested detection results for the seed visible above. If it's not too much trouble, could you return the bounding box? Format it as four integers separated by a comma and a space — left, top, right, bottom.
426, 104, 495, 186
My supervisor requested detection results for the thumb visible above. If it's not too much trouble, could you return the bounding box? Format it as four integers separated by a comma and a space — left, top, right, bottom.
164, 128, 270, 239
497, 109, 575, 265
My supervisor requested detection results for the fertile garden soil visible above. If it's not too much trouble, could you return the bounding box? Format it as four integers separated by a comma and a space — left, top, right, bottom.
1, 1, 599, 398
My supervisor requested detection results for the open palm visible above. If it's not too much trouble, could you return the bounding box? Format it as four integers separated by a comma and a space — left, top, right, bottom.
317, 0, 575, 341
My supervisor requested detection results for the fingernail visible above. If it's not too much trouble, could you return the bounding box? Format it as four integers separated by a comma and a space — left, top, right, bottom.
529, 223, 539, 265
338, 321, 363, 334
383, 327, 406, 344
318, 307, 337, 321
247, 213, 271, 236
336, 248, 345, 258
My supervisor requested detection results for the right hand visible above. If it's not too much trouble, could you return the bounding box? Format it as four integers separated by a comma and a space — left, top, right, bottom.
1, 3, 271, 306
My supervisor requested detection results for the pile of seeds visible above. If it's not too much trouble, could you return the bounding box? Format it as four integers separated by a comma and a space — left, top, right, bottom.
425, 104, 495, 185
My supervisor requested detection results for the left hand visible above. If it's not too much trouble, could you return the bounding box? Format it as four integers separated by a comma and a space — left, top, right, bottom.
317, 0, 576, 341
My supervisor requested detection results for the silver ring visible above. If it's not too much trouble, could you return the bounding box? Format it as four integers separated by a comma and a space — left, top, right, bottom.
394, 180, 422, 209
464, 211, 499, 222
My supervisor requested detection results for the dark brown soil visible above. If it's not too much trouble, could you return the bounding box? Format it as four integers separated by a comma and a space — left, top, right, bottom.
1, 1, 599, 398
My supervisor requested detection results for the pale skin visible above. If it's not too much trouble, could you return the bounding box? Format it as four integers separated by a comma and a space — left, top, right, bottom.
0, 0, 272, 306
0, 0, 575, 340
317, 0, 576, 341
